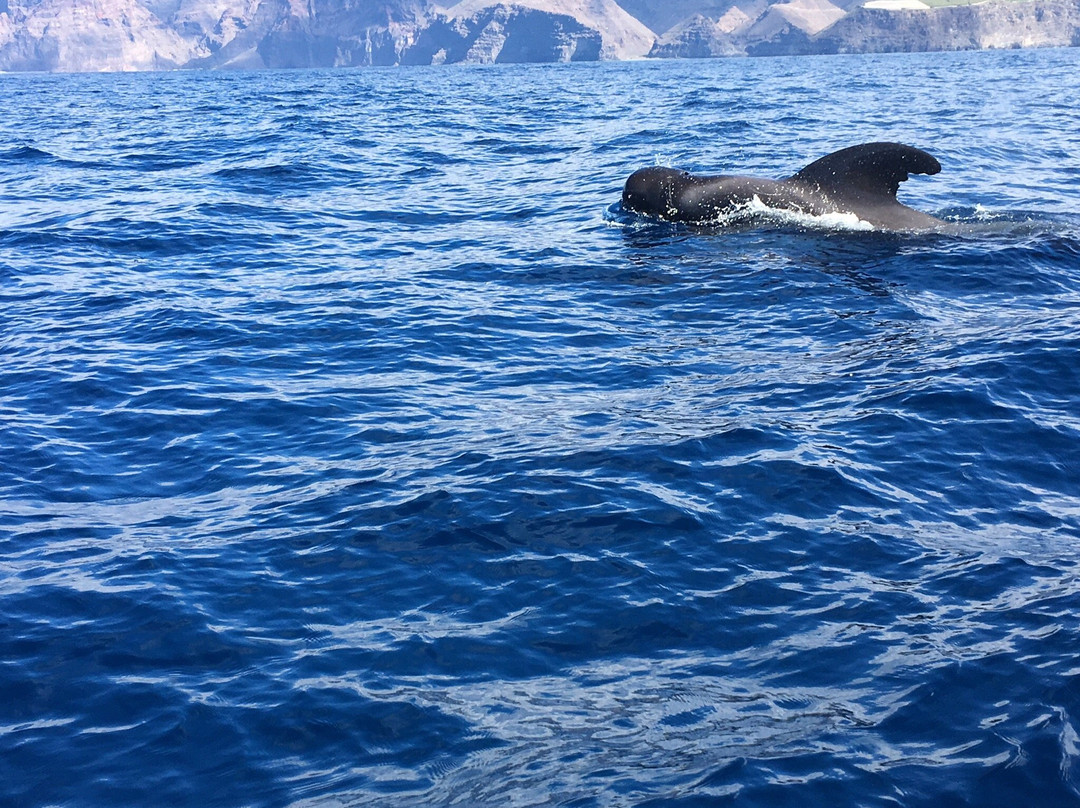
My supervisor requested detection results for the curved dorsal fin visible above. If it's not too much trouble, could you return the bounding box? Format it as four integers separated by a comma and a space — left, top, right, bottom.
789, 142, 941, 200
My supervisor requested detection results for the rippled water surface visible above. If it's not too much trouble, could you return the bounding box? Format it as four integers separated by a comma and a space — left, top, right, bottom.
3, 48, 1080, 807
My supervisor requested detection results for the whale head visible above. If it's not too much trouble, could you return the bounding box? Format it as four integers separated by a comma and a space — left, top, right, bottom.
622, 166, 687, 220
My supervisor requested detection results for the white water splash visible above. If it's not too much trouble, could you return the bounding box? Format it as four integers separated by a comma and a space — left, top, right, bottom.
720, 195, 877, 232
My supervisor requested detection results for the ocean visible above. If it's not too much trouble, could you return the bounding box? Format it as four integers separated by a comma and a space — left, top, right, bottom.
2, 47, 1080, 807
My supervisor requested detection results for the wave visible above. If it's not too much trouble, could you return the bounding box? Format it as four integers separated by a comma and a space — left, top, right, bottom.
609, 199, 1080, 241
212, 163, 317, 181
0, 145, 57, 163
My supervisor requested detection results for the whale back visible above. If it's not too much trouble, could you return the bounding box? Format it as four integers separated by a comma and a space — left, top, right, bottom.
620, 142, 945, 230
789, 142, 941, 201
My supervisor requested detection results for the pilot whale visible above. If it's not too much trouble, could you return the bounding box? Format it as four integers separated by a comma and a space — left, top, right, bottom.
622, 142, 944, 231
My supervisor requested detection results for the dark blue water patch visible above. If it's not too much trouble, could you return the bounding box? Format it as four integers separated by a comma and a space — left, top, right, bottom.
491, 141, 580, 156
400, 164, 443, 180
191, 200, 279, 219
339, 205, 548, 225
400, 146, 470, 165
337, 207, 474, 226
212, 162, 327, 191
1, 584, 498, 805
469, 135, 510, 148
870, 659, 1080, 806
601, 128, 688, 149
0, 222, 253, 258
118, 152, 202, 171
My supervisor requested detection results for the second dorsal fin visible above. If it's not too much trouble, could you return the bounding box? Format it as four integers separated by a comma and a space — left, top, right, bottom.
789, 142, 941, 200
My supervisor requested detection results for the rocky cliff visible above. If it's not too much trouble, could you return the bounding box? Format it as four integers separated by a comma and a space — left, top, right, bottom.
0, 0, 202, 71
814, 0, 1080, 53
650, 0, 1080, 57
432, 0, 653, 60
182, 0, 436, 68
0, 0, 651, 69
403, 5, 604, 64
1, 0, 1079, 71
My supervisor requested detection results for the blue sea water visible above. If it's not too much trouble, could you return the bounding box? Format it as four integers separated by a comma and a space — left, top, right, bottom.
2, 46, 1080, 807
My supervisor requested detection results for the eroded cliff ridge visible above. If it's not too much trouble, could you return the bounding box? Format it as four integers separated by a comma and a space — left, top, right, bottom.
0, 0, 1077, 71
